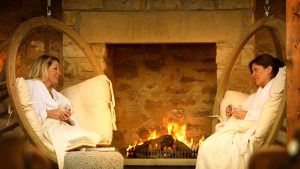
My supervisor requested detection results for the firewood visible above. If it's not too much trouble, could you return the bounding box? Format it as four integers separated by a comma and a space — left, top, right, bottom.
174, 140, 193, 158
128, 134, 196, 158
134, 135, 174, 153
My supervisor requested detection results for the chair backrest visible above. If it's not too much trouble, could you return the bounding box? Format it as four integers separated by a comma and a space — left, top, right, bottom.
254, 66, 286, 149
61, 75, 116, 145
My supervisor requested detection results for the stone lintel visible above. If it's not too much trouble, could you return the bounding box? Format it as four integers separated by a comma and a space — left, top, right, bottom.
80, 11, 250, 43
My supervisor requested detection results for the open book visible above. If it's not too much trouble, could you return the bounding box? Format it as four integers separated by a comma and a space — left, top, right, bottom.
66, 136, 116, 152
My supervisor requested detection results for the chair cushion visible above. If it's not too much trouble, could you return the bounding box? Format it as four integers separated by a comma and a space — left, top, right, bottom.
16, 77, 54, 151
220, 90, 249, 121
254, 66, 286, 144
61, 75, 116, 145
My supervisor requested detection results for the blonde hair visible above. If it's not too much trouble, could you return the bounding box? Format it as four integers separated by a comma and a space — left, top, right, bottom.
28, 55, 60, 81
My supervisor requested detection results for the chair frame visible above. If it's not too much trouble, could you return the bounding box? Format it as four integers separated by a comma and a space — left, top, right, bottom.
6, 16, 103, 162
212, 16, 286, 146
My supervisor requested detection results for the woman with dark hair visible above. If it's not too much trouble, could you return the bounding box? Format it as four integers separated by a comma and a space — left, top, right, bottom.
249, 53, 285, 79
225, 53, 285, 120
196, 54, 285, 169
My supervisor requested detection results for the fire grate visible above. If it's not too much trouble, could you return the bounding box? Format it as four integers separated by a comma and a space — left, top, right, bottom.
127, 149, 198, 159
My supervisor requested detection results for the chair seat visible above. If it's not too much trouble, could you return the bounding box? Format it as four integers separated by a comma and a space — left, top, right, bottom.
64, 150, 124, 169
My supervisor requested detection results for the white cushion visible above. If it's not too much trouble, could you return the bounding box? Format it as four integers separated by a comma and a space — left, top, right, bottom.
254, 66, 286, 144
219, 90, 249, 121
16, 77, 54, 151
61, 75, 116, 145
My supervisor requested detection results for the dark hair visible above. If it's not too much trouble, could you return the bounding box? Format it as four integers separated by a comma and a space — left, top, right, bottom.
248, 54, 285, 78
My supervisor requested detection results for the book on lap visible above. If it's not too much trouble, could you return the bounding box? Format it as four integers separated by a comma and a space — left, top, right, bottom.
66, 136, 116, 152
66, 136, 95, 151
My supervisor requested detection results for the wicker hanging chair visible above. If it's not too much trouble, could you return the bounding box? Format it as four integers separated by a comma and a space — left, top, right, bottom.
212, 16, 286, 147
6, 16, 104, 162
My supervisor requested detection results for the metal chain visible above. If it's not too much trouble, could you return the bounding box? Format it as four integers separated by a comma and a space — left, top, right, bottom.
264, 0, 270, 17
47, 0, 52, 17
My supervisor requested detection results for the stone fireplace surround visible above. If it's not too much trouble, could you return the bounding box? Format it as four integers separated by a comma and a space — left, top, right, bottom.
63, 10, 254, 168
107, 43, 216, 153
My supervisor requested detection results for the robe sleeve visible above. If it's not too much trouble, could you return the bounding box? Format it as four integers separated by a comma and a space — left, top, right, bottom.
52, 89, 78, 126
27, 80, 48, 123
241, 94, 261, 120
243, 80, 273, 121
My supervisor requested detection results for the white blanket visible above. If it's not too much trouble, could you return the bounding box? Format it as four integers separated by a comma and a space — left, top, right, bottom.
196, 119, 256, 169
196, 80, 274, 169
27, 80, 101, 169
43, 119, 101, 169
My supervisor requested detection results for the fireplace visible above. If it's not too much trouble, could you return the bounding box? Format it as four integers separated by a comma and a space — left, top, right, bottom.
62, 8, 255, 168
106, 43, 217, 165
63, 12, 254, 151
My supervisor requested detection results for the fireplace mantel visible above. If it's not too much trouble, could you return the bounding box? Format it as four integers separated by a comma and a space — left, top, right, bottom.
80, 11, 251, 43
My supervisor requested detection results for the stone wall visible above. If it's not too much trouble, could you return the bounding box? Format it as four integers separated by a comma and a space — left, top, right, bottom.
62, 0, 255, 153
62, 0, 254, 90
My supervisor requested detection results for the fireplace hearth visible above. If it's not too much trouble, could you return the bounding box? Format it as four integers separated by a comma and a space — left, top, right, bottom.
127, 134, 198, 159
124, 158, 196, 169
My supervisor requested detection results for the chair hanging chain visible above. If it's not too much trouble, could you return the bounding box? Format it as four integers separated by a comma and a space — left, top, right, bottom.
264, 0, 270, 17
47, 0, 52, 17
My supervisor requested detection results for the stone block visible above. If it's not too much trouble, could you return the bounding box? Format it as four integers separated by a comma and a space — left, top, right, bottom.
216, 45, 233, 65
63, 12, 77, 26
152, 0, 182, 10
104, 0, 147, 10
79, 11, 248, 43
218, 0, 252, 9
64, 44, 85, 58
64, 150, 124, 169
182, 0, 215, 10
63, 0, 103, 10
240, 44, 254, 67
79, 62, 94, 72
91, 43, 106, 58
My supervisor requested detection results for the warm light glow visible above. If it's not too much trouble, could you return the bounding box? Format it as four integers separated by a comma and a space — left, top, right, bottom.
148, 130, 159, 140
126, 116, 205, 156
199, 135, 205, 145
166, 119, 193, 148
126, 144, 135, 157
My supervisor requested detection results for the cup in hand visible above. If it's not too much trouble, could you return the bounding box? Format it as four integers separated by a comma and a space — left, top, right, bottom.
59, 104, 71, 112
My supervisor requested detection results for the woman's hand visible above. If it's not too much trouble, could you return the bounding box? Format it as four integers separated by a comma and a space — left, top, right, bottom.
47, 109, 72, 121
232, 110, 247, 119
225, 104, 233, 118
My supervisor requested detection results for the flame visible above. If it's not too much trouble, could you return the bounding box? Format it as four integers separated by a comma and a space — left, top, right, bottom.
126, 117, 205, 157
166, 119, 193, 148
148, 130, 159, 140
199, 135, 205, 145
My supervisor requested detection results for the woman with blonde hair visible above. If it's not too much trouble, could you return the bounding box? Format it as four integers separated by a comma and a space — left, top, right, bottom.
27, 55, 101, 169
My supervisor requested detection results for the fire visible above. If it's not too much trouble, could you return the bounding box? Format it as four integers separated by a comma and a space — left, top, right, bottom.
148, 130, 159, 140
126, 117, 205, 157
166, 120, 193, 148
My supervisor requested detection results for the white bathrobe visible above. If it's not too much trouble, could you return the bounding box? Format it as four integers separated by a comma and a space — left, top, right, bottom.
196, 79, 273, 169
27, 79, 101, 169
